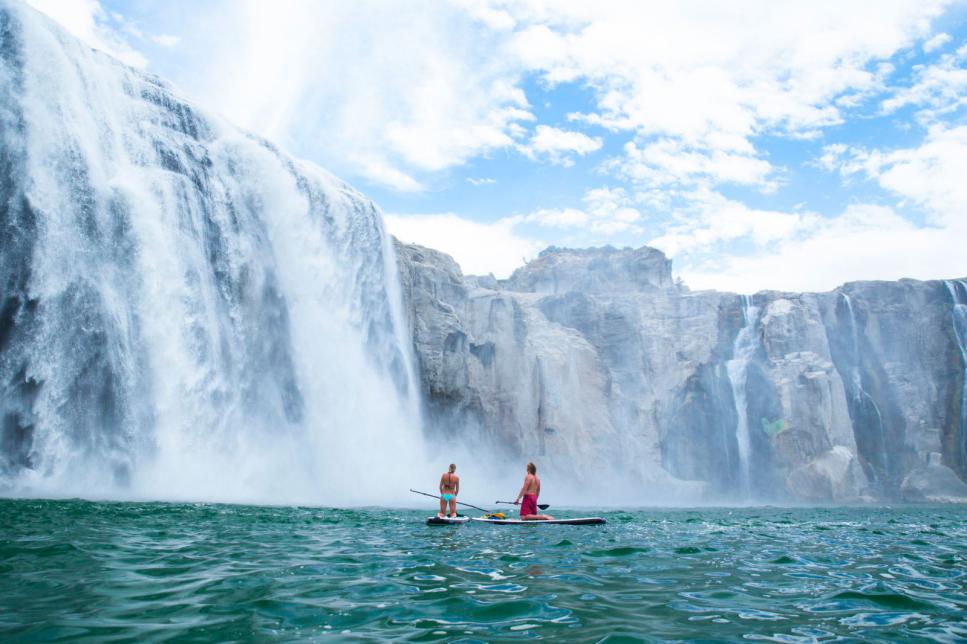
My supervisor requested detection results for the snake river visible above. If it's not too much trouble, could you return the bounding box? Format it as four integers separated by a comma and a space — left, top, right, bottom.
1, 500, 965, 641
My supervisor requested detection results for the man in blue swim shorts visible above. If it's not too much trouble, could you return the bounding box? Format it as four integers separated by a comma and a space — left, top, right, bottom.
438, 463, 460, 518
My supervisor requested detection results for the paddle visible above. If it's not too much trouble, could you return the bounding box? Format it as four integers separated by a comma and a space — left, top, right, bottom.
409, 489, 491, 514
496, 500, 550, 510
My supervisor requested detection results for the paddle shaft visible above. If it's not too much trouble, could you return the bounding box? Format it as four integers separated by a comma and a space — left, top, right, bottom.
496, 500, 550, 510
409, 489, 490, 514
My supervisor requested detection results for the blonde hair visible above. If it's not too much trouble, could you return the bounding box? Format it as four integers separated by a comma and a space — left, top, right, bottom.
527, 462, 536, 474
448, 463, 456, 473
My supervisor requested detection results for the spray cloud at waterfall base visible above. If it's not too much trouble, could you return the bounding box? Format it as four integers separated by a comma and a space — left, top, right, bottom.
0, 2, 427, 506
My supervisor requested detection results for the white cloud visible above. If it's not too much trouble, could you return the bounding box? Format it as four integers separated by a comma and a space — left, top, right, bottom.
679, 204, 963, 293
923, 32, 952, 52
452, 0, 516, 31
384, 213, 542, 277
520, 124, 602, 166
821, 125, 967, 225
152, 33, 180, 48
881, 47, 967, 123
615, 138, 777, 192
867, 126, 967, 223
153, 1, 535, 192
647, 190, 808, 258
582, 186, 643, 233
33, 0, 952, 200
359, 159, 424, 193
467, 177, 497, 185
28, 0, 148, 67
510, 186, 644, 235
814, 143, 850, 172
504, 1, 945, 190
677, 126, 967, 292
520, 207, 590, 228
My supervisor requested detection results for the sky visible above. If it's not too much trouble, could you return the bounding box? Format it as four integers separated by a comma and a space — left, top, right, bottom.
27, 0, 967, 293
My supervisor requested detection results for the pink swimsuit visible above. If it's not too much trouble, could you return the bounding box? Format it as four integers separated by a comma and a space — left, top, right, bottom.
520, 494, 538, 516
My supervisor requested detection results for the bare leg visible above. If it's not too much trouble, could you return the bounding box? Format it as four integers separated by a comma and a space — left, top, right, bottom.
449, 498, 457, 517
438, 498, 446, 518
521, 514, 554, 521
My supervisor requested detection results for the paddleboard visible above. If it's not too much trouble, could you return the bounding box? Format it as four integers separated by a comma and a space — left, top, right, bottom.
471, 517, 606, 525
426, 515, 470, 525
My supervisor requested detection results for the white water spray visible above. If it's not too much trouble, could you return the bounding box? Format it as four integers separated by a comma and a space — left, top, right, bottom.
725, 295, 758, 497
841, 297, 886, 429
944, 280, 967, 472
0, 3, 426, 505
839, 292, 889, 481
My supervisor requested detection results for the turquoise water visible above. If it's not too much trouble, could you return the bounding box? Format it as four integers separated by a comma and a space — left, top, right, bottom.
1, 500, 965, 642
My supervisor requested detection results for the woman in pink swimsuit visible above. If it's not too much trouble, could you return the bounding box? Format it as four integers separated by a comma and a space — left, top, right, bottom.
514, 462, 553, 520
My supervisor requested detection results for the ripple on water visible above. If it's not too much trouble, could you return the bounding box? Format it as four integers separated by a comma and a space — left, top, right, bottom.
829, 588, 934, 611
1, 501, 965, 642
674, 546, 702, 555
584, 546, 650, 557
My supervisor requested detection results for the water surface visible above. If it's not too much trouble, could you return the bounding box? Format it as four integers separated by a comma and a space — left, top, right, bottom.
1, 500, 965, 641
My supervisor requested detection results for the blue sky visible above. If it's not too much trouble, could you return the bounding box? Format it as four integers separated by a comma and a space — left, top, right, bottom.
28, 0, 967, 292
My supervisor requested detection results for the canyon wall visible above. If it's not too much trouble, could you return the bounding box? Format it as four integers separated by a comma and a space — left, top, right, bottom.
397, 242, 967, 503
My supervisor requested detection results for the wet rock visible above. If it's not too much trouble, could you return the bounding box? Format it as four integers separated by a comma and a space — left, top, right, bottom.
396, 240, 967, 503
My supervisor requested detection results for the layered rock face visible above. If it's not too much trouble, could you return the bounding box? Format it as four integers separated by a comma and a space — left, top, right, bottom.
396, 242, 967, 503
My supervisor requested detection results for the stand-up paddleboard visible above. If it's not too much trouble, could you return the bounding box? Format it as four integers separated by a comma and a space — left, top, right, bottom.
472, 517, 606, 525
426, 515, 470, 525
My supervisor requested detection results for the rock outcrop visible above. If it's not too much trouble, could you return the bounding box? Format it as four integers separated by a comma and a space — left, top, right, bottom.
396, 242, 967, 503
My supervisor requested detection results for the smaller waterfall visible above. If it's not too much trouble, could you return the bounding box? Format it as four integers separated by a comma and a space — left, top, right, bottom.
726, 295, 759, 497
840, 293, 888, 479
944, 280, 967, 472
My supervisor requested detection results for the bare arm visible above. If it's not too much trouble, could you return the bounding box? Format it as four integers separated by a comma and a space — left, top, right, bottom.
514, 475, 530, 503
514, 480, 526, 503
536, 478, 541, 500
439, 475, 445, 495
455, 476, 459, 496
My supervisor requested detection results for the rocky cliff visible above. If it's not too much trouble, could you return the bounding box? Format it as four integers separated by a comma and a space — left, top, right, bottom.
396, 242, 967, 503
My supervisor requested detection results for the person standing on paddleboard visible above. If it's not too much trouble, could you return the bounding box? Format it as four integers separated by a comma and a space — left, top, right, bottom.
514, 462, 553, 520
438, 464, 459, 518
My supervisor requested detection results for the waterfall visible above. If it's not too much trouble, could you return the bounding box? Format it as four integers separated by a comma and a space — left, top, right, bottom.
840, 292, 888, 480
0, 3, 426, 504
725, 295, 758, 497
944, 280, 967, 473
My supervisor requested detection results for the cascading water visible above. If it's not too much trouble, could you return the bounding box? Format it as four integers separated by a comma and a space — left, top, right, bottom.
0, 2, 426, 504
840, 292, 888, 481
725, 295, 758, 497
944, 280, 967, 473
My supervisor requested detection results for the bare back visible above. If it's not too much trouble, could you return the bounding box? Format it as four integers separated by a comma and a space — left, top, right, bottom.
440, 472, 459, 492
522, 473, 540, 496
